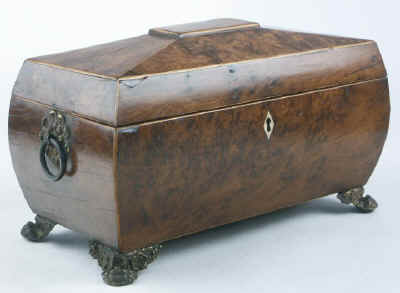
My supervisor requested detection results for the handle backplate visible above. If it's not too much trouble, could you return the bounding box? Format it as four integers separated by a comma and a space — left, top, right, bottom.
39, 110, 70, 181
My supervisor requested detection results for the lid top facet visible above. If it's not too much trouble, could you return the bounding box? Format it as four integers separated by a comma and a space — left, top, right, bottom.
149, 18, 260, 38
29, 18, 369, 79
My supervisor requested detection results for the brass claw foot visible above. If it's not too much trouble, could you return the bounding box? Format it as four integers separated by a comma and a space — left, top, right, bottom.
89, 240, 162, 286
21, 215, 57, 242
337, 186, 378, 213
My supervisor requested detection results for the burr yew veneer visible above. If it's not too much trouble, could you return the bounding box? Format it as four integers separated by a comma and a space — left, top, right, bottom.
9, 18, 390, 286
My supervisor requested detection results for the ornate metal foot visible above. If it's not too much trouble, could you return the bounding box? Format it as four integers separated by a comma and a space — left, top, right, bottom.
337, 186, 378, 213
89, 240, 162, 286
21, 215, 57, 242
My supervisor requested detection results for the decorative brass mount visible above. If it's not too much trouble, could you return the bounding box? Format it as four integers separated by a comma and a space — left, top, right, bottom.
39, 110, 70, 181
89, 240, 162, 286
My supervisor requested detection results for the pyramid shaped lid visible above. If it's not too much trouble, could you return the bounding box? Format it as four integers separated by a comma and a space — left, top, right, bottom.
28, 18, 374, 79
14, 19, 386, 126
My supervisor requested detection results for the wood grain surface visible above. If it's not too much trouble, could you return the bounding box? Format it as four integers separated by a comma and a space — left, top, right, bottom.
9, 19, 390, 252
30, 27, 368, 79
149, 18, 260, 38
9, 96, 118, 247
14, 39, 386, 126
116, 78, 389, 251
118, 41, 385, 126
13, 62, 118, 125
122, 29, 368, 77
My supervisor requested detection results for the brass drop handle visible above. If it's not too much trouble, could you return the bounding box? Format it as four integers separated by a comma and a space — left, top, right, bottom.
40, 136, 67, 181
39, 110, 70, 181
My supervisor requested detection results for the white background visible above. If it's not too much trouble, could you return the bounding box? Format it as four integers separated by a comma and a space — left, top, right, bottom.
1, 1, 399, 292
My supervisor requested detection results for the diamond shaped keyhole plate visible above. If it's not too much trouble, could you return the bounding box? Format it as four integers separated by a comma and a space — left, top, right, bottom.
263, 111, 274, 140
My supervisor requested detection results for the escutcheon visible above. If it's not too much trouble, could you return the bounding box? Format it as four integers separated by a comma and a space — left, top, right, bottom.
263, 111, 274, 140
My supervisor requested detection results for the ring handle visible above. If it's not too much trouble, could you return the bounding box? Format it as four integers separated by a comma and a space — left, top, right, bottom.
39, 110, 70, 181
40, 136, 67, 181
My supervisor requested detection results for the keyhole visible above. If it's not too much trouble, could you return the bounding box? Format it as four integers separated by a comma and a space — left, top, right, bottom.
266, 118, 272, 132
264, 111, 274, 140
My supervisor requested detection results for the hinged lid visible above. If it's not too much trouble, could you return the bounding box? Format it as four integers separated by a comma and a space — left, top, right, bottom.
13, 18, 386, 126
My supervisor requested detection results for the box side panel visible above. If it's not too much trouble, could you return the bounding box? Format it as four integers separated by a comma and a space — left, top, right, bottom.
13, 61, 118, 126
116, 78, 389, 252
118, 41, 386, 125
9, 96, 118, 247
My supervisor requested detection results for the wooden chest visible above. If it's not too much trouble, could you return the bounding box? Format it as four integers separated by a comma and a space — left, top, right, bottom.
9, 19, 390, 286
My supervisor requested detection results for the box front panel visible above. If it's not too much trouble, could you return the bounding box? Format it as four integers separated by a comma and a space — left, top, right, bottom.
9, 96, 118, 247
117, 78, 389, 251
